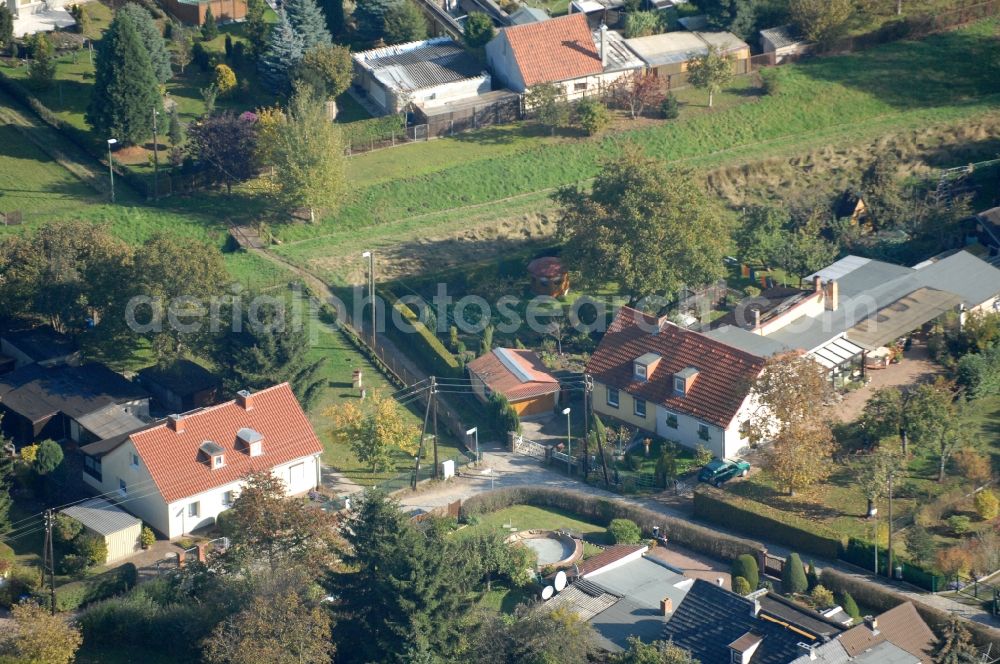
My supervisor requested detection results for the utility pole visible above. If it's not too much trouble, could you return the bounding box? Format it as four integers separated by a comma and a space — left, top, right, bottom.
413, 377, 434, 489
151, 106, 160, 199
887, 471, 894, 580
589, 375, 611, 488
582, 376, 590, 477
432, 388, 439, 480
43, 509, 56, 615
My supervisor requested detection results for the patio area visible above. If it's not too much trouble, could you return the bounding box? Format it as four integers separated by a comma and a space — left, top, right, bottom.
831, 339, 943, 423
13, 7, 76, 37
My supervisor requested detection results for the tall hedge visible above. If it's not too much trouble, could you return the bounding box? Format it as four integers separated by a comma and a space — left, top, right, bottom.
693, 486, 845, 559
732, 554, 759, 590
380, 289, 460, 378
460, 486, 764, 563
821, 568, 1000, 654
782, 552, 808, 594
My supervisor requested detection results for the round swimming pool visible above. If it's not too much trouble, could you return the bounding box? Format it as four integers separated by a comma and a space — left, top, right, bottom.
506, 530, 584, 570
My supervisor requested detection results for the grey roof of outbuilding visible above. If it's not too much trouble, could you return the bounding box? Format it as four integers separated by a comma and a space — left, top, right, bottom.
1, 324, 78, 363
595, 28, 645, 72
355, 39, 484, 92
853, 642, 921, 664
760, 24, 804, 49
790, 640, 850, 664
758, 594, 845, 639
0, 363, 149, 423
508, 5, 549, 24
138, 359, 219, 397
62, 497, 141, 536
76, 404, 147, 440
703, 325, 791, 357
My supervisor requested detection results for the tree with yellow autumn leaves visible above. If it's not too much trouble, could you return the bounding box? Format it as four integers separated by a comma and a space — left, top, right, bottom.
326, 390, 419, 476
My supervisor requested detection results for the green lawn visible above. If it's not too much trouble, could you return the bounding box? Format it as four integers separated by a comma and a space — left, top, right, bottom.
458, 505, 611, 545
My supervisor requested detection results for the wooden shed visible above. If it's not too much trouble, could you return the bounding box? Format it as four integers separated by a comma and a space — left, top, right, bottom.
467, 348, 561, 417
527, 257, 570, 297
61, 498, 142, 564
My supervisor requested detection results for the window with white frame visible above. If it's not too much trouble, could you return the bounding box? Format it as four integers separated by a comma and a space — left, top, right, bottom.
188, 502, 200, 518
665, 411, 678, 429
213, 454, 225, 469
634, 363, 647, 381
634, 398, 646, 418
674, 376, 685, 394
607, 387, 619, 408
222, 490, 234, 507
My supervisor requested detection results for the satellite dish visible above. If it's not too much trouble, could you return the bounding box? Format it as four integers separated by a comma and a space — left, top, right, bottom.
554, 570, 567, 592
541, 585, 555, 600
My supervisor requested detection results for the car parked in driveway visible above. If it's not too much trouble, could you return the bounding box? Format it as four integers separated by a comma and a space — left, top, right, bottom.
698, 458, 750, 486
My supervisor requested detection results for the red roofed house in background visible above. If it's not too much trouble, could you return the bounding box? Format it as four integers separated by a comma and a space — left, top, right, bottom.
468, 348, 561, 417
587, 306, 768, 459
527, 257, 570, 297
79, 383, 323, 539
485, 14, 641, 100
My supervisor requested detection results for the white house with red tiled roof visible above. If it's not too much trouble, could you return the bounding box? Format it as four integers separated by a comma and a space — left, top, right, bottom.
79, 383, 323, 539
587, 307, 767, 459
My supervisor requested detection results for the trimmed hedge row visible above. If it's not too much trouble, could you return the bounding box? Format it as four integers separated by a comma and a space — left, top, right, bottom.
380, 289, 461, 378
840, 537, 946, 592
821, 568, 1000, 653
693, 486, 845, 559
52, 563, 137, 612
461, 486, 764, 563
342, 114, 407, 149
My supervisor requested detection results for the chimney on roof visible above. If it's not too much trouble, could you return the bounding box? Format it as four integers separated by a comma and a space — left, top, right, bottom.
599, 24, 608, 67
825, 280, 839, 311
813, 275, 822, 293
753, 308, 761, 333
751, 598, 761, 617
863, 615, 879, 635
797, 643, 817, 661
660, 597, 673, 616
717, 577, 725, 587
236, 389, 254, 411
167, 414, 184, 433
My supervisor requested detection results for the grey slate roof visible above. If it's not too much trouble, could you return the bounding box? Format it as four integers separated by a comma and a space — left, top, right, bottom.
661, 579, 821, 664
62, 497, 141, 536
0, 363, 149, 423
508, 5, 549, 25
355, 39, 484, 93
75, 404, 147, 440
702, 325, 791, 357
758, 594, 845, 640
1, 324, 78, 364
760, 24, 803, 49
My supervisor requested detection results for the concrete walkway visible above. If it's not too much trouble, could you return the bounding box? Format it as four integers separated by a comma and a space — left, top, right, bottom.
398, 447, 1000, 630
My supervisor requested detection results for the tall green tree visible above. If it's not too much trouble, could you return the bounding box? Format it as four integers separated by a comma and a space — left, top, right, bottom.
34, 439, 64, 475
27, 33, 56, 90
465, 530, 534, 591
333, 490, 474, 663
932, 615, 981, 664
187, 112, 259, 194
701, 0, 758, 39
857, 447, 904, 518
463, 12, 495, 48
0, 5, 13, 54
268, 86, 345, 222
860, 154, 909, 230
860, 387, 904, 446
735, 206, 787, 268
259, 10, 305, 93
201, 6, 218, 40
686, 45, 732, 107
319, 0, 345, 36
0, 601, 82, 664
383, 0, 427, 44
213, 291, 326, 408
789, 0, 851, 44
470, 606, 598, 664
87, 10, 161, 146
525, 81, 570, 136
284, 0, 331, 48
782, 552, 808, 594
244, 0, 270, 56
294, 43, 353, 99
117, 3, 173, 83
168, 106, 184, 145
353, 0, 396, 43
556, 148, 729, 302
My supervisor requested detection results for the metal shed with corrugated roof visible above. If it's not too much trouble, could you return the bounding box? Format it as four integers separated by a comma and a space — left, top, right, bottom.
61, 497, 142, 564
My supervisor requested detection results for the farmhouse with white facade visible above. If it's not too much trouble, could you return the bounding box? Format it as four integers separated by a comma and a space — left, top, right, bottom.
79, 383, 323, 539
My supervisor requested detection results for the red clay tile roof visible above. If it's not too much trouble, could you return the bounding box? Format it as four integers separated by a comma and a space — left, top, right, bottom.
838, 603, 936, 662
468, 348, 560, 402
574, 544, 646, 577
127, 383, 322, 504
586, 307, 766, 428
503, 14, 602, 86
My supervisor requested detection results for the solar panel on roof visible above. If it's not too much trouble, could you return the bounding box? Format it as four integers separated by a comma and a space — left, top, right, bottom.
494, 348, 533, 383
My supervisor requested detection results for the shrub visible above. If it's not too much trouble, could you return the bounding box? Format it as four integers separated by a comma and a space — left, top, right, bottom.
731, 554, 759, 590
460, 486, 764, 563
608, 518, 641, 544
948, 515, 972, 536
806, 561, 819, 590
575, 97, 610, 136
761, 69, 781, 96
140, 526, 156, 549
488, 392, 521, 436
733, 576, 752, 595
57, 554, 88, 576
214, 63, 237, 96
53, 514, 83, 546
694, 444, 713, 466
75, 533, 108, 567
975, 490, 999, 521
782, 552, 808, 594
53, 564, 136, 612
660, 93, 679, 119
810, 584, 834, 607
836, 590, 860, 622
0, 564, 39, 608
693, 486, 845, 559
625, 452, 641, 471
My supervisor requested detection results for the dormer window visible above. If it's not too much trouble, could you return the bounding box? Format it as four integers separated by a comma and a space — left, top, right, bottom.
237, 428, 264, 457
673, 376, 685, 394
200, 440, 225, 468
633, 352, 660, 382
674, 367, 700, 395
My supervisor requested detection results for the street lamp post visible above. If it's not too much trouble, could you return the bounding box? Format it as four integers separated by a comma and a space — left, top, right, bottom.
151, 107, 159, 199
361, 251, 375, 346
562, 407, 572, 474
466, 427, 479, 464
106, 138, 117, 203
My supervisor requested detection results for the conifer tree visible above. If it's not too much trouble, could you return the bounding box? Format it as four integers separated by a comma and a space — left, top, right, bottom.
932, 615, 981, 664
117, 3, 173, 82
86, 10, 161, 146
258, 10, 305, 93
245, 0, 270, 56
167, 106, 184, 145
284, 0, 331, 49
201, 6, 218, 41
782, 552, 808, 595
0, 5, 13, 54
320, 0, 344, 37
